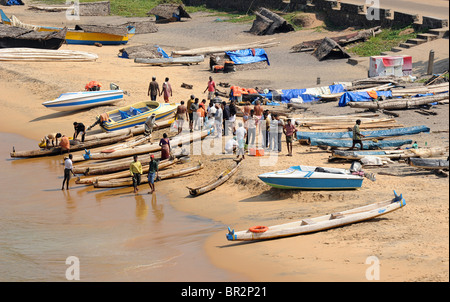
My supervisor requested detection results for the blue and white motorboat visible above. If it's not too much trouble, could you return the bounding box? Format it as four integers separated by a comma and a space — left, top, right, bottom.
258, 165, 364, 189
42, 90, 123, 112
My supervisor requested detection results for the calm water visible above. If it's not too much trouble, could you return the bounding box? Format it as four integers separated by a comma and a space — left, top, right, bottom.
0, 132, 239, 282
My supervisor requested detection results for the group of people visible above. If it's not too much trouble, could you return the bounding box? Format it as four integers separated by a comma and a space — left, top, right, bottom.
147, 77, 173, 103
42, 121, 86, 154
129, 154, 160, 194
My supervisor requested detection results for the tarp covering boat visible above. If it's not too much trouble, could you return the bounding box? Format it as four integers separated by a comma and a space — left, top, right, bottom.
297, 125, 430, 141
225, 48, 270, 65
310, 138, 413, 149
261, 84, 346, 103
0, 23, 66, 49
338, 90, 393, 107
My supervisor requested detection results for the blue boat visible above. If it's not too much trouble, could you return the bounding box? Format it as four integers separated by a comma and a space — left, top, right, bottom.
258, 165, 364, 190
297, 125, 430, 141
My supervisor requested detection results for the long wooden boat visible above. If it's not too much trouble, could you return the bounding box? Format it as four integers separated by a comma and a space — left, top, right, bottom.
72, 129, 213, 162
100, 101, 177, 132
10, 133, 132, 158
75, 158, 178, 185
310, 138, 413, 149
187, 159, 242, 196
42, 90, 123, 112
348, 93, 449, 110
134, 55, 204, 65
1, 12, 135, 45
226, 191, 406, 241
409, 157, 449, 170
0, 23, 67, 49
93, 163, 204, 188
0, 48, 98, 62
258, 165, 364, 190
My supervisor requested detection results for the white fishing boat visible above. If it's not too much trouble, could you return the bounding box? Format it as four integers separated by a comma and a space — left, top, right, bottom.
42, 90, 123, 112
226, 191, 406, 241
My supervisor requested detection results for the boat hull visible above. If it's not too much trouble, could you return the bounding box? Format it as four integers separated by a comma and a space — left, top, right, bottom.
100, 101, 177, 132
258, 165, 363, 189
42, 90, 123, 112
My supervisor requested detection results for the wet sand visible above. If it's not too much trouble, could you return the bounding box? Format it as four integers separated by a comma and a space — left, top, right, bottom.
0, 5, 448, 282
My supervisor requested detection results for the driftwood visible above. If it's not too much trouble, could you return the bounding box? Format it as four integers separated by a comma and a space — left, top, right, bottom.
187, 159, 242, 196
181, 83, 193, 89
348, 93, 449, 110
171, 39, 279, 56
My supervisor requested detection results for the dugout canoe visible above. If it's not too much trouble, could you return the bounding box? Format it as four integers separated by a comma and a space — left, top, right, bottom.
10, 133, 133, 158
187, 159, 242, 196
93, 162, 204, 188
408, 157, 449, 170
72, 129, 213, 162
75, 157, 178, 185
134, 55, 204, 65
226, 191, 406, 241
347, 93, 449, 110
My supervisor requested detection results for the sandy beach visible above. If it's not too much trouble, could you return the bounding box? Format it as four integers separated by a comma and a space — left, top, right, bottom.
0, 3, 449, 282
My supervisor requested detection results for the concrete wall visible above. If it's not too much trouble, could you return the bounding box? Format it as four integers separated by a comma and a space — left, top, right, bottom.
182, 0, 448, 29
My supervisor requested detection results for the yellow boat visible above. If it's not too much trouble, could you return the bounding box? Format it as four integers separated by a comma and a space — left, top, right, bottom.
100, 101, 177, 132
0, 10, 134, 45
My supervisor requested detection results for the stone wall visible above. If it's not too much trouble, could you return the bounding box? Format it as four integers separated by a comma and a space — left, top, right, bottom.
182, 0, 448, 29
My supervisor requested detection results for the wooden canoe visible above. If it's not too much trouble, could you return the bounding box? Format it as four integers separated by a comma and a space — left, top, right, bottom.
71, 129, 213, 162
187, 159, 242, 196
134, 55, 204, 65
226, 191, 406, 241
10, 133, 133, 158
75, 158, 178, 185
93, 162, 204, 188
348, 93, 449, 110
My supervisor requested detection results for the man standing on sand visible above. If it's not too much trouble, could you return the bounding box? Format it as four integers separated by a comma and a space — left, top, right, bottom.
283, 118, 297, 156
161, 77, 172, 103
148, 77, 160, 101
147, 154, 159, 194
175, 101, 188, 134
235, 122, 247, 160
62, 154, 75, 190
350, 119, 365, 150
203, 76, 216, 100
130, 155, 143, 194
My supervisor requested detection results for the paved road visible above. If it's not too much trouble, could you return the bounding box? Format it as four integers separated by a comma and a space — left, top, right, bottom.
343, 0, 449, 20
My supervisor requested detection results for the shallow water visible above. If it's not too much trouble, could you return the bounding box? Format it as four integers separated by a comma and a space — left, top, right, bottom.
0, 132, 239, 282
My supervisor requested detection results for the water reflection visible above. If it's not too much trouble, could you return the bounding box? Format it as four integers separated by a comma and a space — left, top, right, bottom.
151, 193, 164, 222
135, 194, 148, 221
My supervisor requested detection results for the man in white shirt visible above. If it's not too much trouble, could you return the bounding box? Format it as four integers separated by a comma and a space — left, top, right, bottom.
214, 102, 223, 138
235, 122, 247, 159
62, 154, 75, 190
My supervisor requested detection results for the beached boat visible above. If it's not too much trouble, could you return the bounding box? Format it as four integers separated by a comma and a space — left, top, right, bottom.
93, 163, 204, 188
409, 157, 449, 170
42, 90, 124, 112
310, 138, 413, 149
72, 129, 213, 162
187, 159, 242, 196
296, 125, 430, 142
226, 191, 406, 241
258, 165, 364, 190
100, 101, 177, 132
0, 48, 98, 62
10, 133, 132, 158
134, 55, 204, 65
75, 158, 178, 185
0, 23, 66, 49
0, 12, 134, 45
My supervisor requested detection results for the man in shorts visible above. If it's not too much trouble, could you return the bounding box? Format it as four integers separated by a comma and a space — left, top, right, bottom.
147, 154, 159, 194
176, 101, 188, 134
203, 76, 216, 100
283, 118, 297, 156
350, 119, 365, 150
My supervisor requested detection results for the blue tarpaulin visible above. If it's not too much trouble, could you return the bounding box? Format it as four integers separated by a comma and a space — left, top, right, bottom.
280, 84, 346, 103
297, 125, 430, 141
225, 48, 270, 65
6, 0, 24, 5
338, 91, 393, 107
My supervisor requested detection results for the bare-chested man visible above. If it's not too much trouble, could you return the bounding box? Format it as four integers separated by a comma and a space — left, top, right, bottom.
243, 101, 251, 122
253, 100, 264, 129
176, 101, 188, 134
